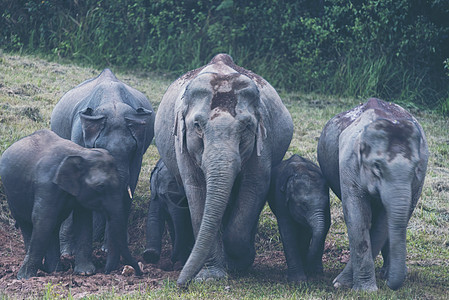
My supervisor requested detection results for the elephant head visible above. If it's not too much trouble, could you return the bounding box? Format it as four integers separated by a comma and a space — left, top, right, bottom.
53, 149, 142, 275
173, 71, 266, 285
358, 118, 423, 289
79, 104, 153, 198
283, 169, 330, 274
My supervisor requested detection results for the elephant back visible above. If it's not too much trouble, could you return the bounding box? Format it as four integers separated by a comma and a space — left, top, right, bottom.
51, 69, 154, 145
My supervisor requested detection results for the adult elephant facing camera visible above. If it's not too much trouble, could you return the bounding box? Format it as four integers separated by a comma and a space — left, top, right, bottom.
317, 98, 429, 291
155, 54, 293, 286
51, 69, 155, 258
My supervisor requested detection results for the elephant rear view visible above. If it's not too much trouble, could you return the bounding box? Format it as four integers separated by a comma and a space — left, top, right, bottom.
155, 53, 293, 286
317, 98, 429, 291
50, 69, 155, 257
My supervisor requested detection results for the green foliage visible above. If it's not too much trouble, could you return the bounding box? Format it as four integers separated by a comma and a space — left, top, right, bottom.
1, 0, 448, 110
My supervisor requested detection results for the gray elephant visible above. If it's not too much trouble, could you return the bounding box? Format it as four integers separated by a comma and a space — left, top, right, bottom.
155, 53, 294, 286
50, 69, 154, 257
267, 154, 330, 283
317, 98, 429, 291
0, 130, 142, 279
144, 159, 194, 269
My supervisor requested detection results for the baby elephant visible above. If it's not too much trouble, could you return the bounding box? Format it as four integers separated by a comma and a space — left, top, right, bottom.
144, 159, 194, 269
268, 154, 330, 283
0, 129, 141, 279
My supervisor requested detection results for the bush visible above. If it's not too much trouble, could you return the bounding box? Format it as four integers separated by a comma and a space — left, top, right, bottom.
1, 0, 448, 111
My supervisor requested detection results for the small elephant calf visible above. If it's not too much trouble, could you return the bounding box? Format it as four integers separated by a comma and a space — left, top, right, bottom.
144, 159, 194, 269
0, 129, 141, 279
268, 154, 330, 283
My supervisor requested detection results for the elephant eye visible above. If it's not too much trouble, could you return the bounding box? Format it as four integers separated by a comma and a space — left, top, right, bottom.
372, 162, 382, 178
194, 121, 203, 137
239, 116, 256, 134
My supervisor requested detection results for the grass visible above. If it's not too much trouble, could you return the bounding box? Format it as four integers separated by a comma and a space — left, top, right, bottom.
1, 51, 449, 299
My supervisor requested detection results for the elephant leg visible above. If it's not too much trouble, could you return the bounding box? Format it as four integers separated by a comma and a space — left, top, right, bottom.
380, 240, 390, 279
277, 217, 308, 283
369, 205, 389, 278
73, 206, 95, 276
43, 227, 63, 273
166, 197, 194, 265
18, 201, 59, 279
93, 211, 106, 250
223, 170, 270, 272
18, 221, 32, 253
337, 190, 377, 291
59, 213, 74, 256
171, 207, 194, 265
334, 205, 388, 288
144, 195, 166, 264
166, 211, 177, 263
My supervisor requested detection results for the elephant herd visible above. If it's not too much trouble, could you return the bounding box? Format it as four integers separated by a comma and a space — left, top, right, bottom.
0, 53, 429, 292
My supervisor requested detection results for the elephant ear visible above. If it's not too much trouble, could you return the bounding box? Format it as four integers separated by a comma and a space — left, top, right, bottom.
80, 107, 106, 148
126, 107, 153, 153
256, 118, 267, 156
53, 156, 85, 197
235, 77, 267, 156
173, 100, 187, 154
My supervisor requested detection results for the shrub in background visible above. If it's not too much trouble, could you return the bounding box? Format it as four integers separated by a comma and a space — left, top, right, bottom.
1, 0, 448, 111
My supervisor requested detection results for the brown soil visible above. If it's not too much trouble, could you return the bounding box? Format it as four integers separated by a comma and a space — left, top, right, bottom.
0, 219, 347, 298
0, 221, 183, 298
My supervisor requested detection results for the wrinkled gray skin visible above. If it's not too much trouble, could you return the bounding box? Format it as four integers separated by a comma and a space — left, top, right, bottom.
144, 159, 194, 268
317, 98, 429, 291
155, 54, 293, 286
268, 154, 330, 283
0, 130, 142, 279
50, 69, 154, 257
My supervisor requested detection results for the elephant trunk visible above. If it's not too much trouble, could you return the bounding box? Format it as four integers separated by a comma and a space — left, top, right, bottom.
382, 186, 412, 290
177, 150, 240, 287
306, 210, 329, 274
105, 199, 142, 275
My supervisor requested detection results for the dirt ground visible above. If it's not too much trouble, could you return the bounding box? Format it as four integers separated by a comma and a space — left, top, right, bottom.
0, 220, 183, 298
0, 216, 346, 299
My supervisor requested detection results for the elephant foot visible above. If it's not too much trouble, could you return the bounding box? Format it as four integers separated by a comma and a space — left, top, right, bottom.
101, 244, 108, 253
194, 265, 228, 283
143, 248, 160, 264
43, 260, 64, 274
173, 261, 184, 271
17, 263, 39, 280
287, 272, 307, 284
74, 262, 95, 276
60, 248, 74, 257
333, 270, 353, 289
353, 281, 378, 292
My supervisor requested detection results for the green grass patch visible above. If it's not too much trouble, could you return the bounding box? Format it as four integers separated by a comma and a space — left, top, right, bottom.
0, 52, 448, 299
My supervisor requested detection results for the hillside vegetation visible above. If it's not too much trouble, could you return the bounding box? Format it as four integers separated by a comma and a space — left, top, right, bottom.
0, 53, 448, 299
1, 0, 449, 112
